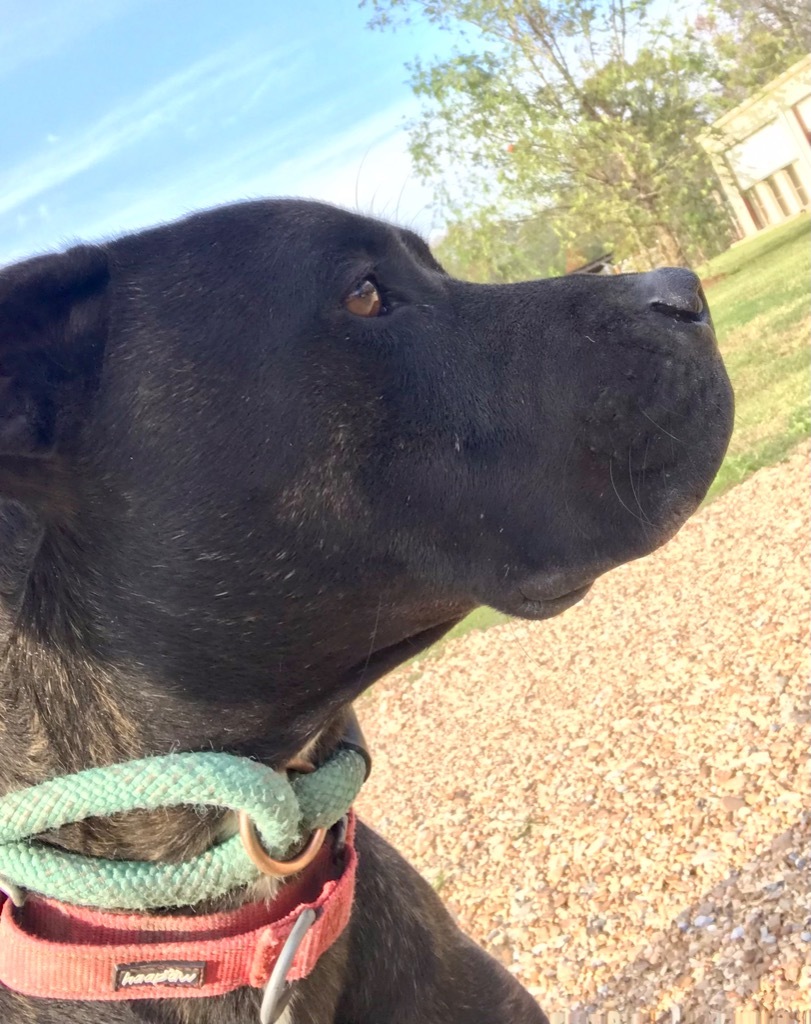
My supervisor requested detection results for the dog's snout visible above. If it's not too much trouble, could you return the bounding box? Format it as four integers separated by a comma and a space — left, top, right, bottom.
575, 262, 730, 476
638, 267, 707, 324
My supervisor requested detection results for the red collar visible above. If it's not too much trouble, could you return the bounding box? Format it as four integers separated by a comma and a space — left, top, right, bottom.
0, 812, 356, 1003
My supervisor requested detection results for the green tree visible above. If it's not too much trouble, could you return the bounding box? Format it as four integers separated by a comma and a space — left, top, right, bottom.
366, 0, 737, 268
434, 205, 617, 282
694, 0, 811, 113
434, 207, 560, 281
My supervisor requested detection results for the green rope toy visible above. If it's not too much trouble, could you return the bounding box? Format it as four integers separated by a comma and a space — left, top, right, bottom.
0, 748, 366, 911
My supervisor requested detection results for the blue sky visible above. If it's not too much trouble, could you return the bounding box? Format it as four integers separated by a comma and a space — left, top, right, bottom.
1, 0, 457, 265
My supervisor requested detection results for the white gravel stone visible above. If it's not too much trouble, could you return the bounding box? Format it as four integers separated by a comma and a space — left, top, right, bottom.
358, 442, 810, 1017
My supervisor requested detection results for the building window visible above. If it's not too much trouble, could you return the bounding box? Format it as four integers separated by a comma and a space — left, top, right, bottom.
743, 187, 768, 229
765, 175, 791, 217
784, 163, 809, 207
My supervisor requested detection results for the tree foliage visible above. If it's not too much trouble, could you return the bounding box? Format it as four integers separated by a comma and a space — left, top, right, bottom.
694, 0, 810, 113
434, 205, 617, 282
365, 0, 803, 275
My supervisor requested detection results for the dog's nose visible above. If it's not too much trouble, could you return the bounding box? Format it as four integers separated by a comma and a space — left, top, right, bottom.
637, 267, 707, 323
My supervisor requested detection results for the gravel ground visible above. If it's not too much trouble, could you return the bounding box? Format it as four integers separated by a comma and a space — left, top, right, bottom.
356, 442, 810, 1021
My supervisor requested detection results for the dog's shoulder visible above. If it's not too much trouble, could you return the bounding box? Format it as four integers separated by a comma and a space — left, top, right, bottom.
340, 820, 549, 1023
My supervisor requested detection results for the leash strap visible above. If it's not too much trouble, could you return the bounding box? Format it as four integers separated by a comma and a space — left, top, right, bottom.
0, 748, 366, 910
0, 814, 357, 1002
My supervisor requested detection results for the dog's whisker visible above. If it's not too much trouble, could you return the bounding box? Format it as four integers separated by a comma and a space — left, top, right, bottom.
359, 595, 384, 687
640, 407, 684, 443
609, 458, 652, 525
627, 445, 654, 529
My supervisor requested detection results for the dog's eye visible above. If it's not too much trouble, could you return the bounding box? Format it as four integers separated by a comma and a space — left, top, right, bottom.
344, 279, 383, 318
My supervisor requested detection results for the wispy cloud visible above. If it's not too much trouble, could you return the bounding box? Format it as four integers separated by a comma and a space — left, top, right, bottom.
250, 105, 439, 233
0, 8, 446, 267
58, 99, 438, 250
0, 101, 430, 266
0, 0, 150, 79
0, 41, 290, 220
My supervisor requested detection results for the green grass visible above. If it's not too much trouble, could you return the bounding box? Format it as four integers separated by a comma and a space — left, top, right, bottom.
435, 606, 510, 645
699, 213, 810, 500
410, 215, 811, 656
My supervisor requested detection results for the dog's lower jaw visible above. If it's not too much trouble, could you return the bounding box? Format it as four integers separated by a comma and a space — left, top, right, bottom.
511, 582, 593, 620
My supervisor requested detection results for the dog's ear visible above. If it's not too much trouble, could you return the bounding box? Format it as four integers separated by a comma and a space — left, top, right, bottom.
0, 245, 109, 506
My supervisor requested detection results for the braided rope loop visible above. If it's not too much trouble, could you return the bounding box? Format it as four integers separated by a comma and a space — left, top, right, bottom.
0, 749, 365, 910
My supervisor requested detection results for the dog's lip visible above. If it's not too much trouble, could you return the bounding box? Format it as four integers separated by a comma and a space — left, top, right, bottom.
520, 581, 592, 602
517, 566, 600, 604
518, 581, 593, 608
497, 567, 602, 621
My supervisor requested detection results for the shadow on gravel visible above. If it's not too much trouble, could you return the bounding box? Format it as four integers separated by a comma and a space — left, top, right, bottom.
552, 818, 810, 1023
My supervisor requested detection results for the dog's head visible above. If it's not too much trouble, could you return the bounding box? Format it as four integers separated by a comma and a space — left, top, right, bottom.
0, 200, 732, 757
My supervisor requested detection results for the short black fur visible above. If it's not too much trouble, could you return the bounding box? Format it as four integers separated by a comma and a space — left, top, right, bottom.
0, 199, 733, 1023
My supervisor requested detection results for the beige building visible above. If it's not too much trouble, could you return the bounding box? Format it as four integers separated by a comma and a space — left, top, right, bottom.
700, 55, 811, 238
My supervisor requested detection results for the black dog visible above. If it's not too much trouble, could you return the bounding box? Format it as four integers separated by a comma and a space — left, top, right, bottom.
0, 199, 733, 1023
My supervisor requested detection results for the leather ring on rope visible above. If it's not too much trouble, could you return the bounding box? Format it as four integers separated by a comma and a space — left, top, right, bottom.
238, 814, 327, 877
238, 754, 326, 877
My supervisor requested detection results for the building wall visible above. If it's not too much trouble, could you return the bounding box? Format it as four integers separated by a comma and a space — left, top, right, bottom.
700, 56, 811, 238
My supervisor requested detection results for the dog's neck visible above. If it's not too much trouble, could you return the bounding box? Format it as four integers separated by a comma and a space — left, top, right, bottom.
0, 500, 454, 878
0, 623, 328, 1023
0, 633, 347, 871
0, 638, 340, 886
0, 508, 324, 861
0, 499, 465, 771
